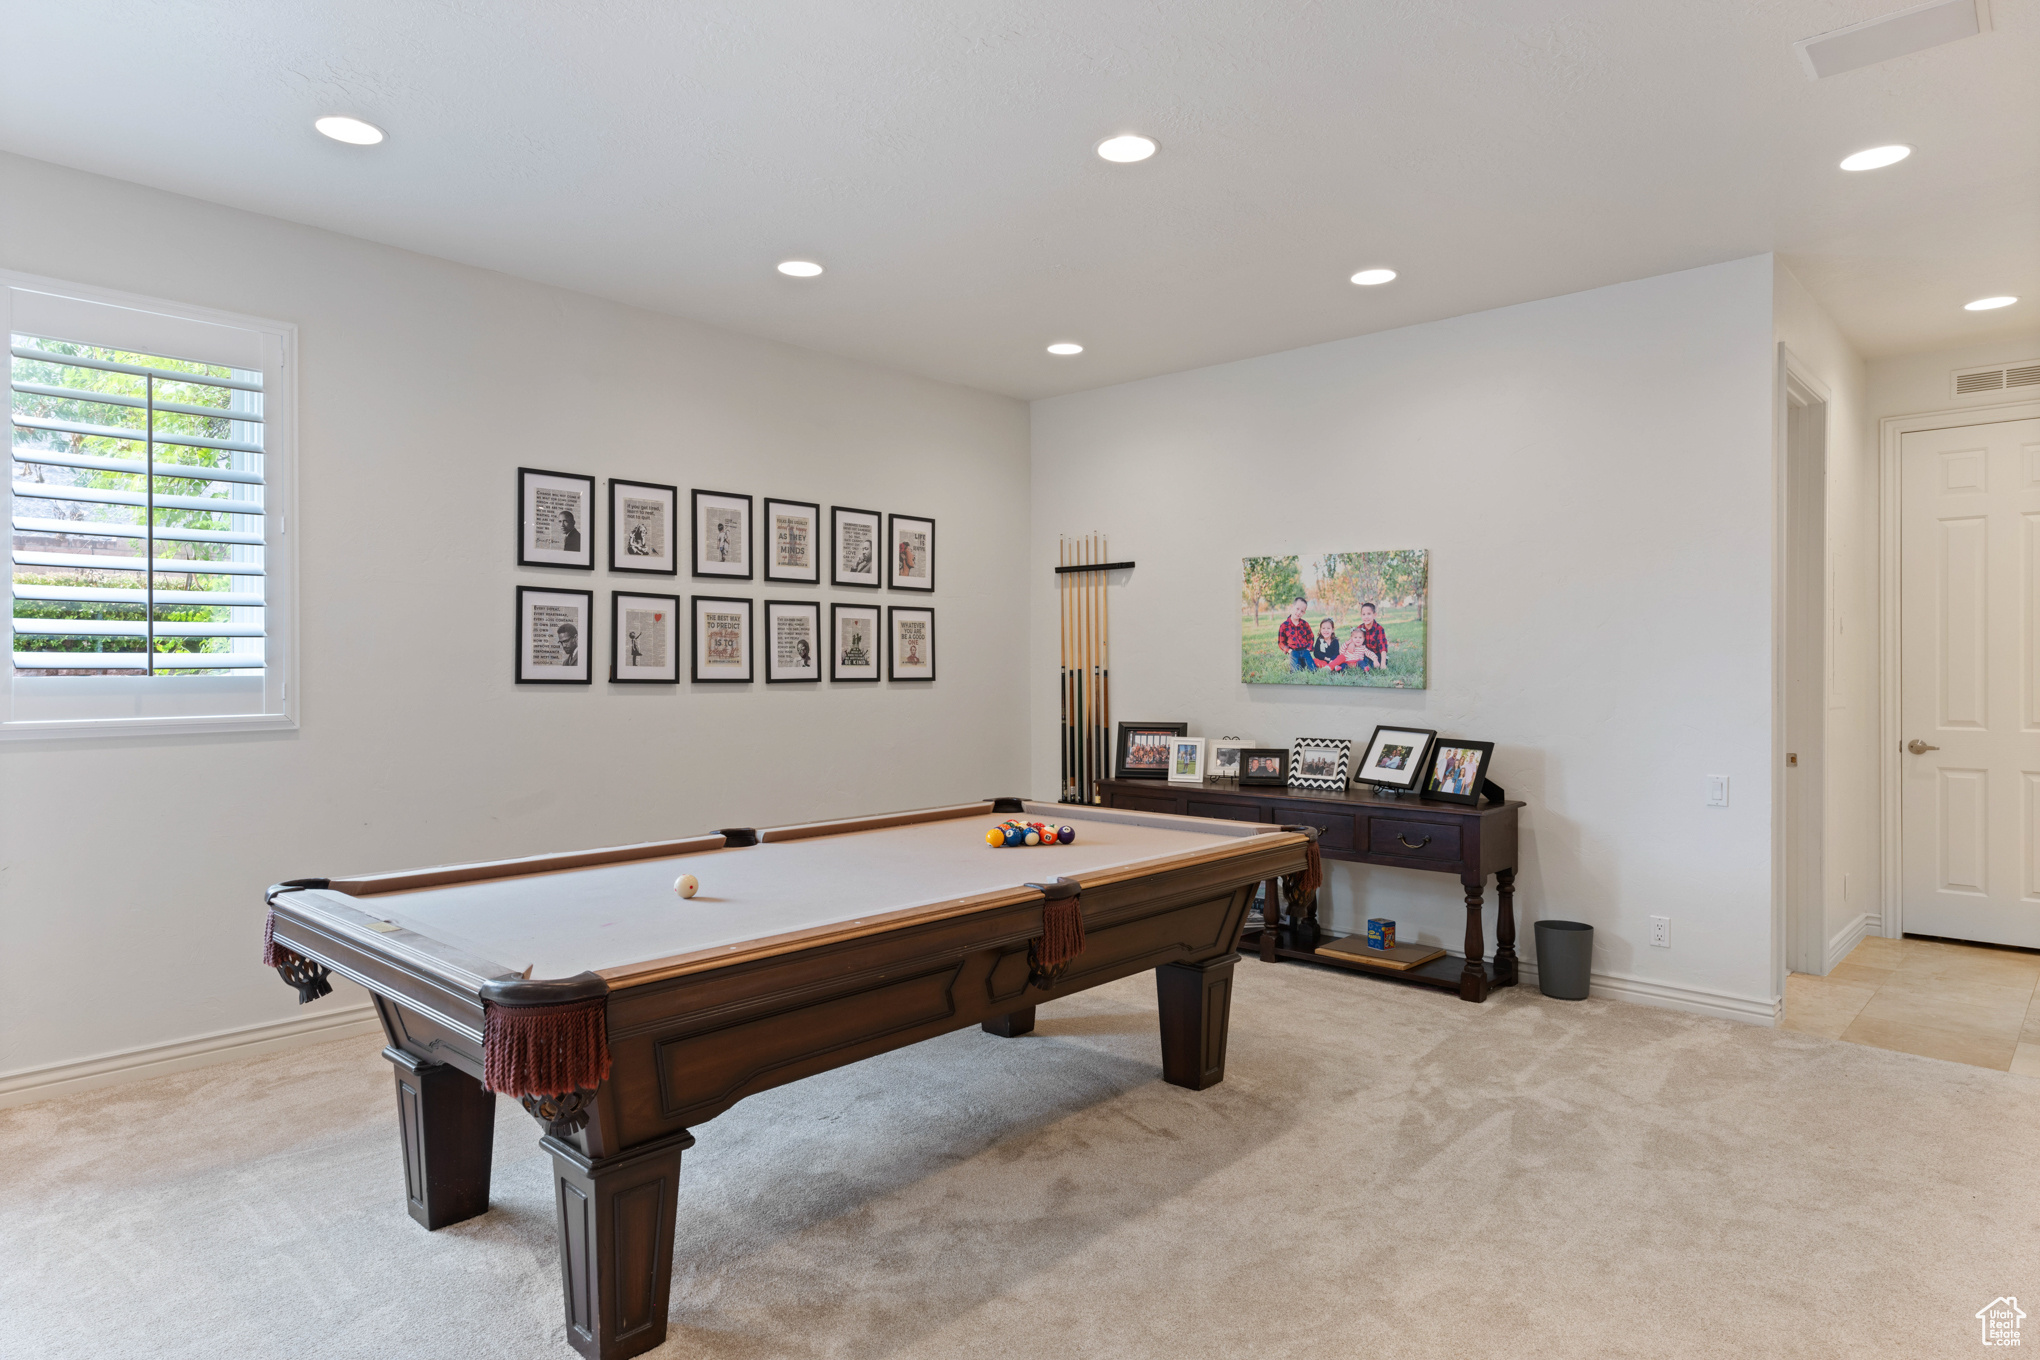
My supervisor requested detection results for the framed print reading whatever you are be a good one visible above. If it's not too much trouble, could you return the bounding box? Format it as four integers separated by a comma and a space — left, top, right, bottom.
610, 591, 679, 683
692, 489, 752, 580
516, 585, 592, 684
691, 595, 753, 683
608, 478, 677, 575
888, 606, 935, 681
763, 498, 821, 584
888, 513, 935, 592
832, 505, 882, 588
765, 599, 822, 683
518, 467, 595, 570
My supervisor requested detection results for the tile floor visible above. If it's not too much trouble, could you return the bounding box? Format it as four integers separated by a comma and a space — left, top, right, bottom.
1784, 934, 2040, 1074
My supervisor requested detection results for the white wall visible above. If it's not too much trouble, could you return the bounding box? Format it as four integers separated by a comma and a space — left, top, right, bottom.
0, 153, 1030, 1085
1868, 335, 2040, 422
1030, 256, 1780, 1017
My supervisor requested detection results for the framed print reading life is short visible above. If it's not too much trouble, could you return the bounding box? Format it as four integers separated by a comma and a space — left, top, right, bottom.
765, 599, 822, 683
608, 479, 677, 575
691, 595, 753, 683
610, 591, 679, 683
692, 489, 752, 580
518, 467, 595, 569
830, 602, 882, 681
888, 513, 935, 591
831, 506, 882, 588
763, 498, 821, 584
888, 606, 935, 681
1355, 724, 1436, 791
516, 585, 592, 684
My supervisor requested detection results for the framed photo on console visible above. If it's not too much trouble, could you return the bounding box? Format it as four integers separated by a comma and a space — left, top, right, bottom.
1423, 739, 1495, 806
691, 489, 752, 580
830, 602, 882, 681
1167, 737, 1208, 783
610, 591, 679, 683
515, 585, 592, 684
607, 479, 677, 574
1355, 725, 1436, 792
517, 467, 595, 569
1115, 721, 1188, 779
888, 606, 935, 681
1288, 736, 1351, 792
831, 506, 883, 588
764, 599, 822, 683
763, 498, 821, 584
887, 513, 935, 591
690, 595, 753, 683
1209, 736, 1253, 780
1238, 747, 1290, 786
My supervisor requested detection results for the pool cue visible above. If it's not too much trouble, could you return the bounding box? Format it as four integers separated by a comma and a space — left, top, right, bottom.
1098, 533, 1110, 802
1089, 532, 1103, 801
1063, 536, 1076, 802
1058, 537, 1067, 800
1079, 533, 1093, 804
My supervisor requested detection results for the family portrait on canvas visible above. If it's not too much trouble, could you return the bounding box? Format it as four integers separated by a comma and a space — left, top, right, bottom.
1241, 549, 1427, 688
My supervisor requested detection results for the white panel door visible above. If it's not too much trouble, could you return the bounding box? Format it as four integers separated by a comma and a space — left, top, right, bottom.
1900, 417, 2040, 945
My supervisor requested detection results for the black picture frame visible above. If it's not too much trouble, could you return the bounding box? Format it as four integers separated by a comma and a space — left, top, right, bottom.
887, 606, 935, 681
1115, 721, 1188, 780
831, 505, 883, 588
607, 478, 678, 575
764, 599, 823, 683
887, 512, 936, 592
515, 585, 593, 684
609, 591, 680, 683
830, 602, 882, 681
1354, 724, 1437, 792
690, 595, 754, 683
691, 489, 753, 580
1238, 747, 1290, 786
517, 467, 595, 570
1422, 738, 1496, 806
762, 497, 822, 584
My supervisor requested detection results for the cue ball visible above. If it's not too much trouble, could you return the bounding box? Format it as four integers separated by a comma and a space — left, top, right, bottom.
673, 874, 698, 898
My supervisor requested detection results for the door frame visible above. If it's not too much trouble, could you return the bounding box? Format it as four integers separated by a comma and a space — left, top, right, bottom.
1878, 395, 2040, 939
1775, 348, 1830, 982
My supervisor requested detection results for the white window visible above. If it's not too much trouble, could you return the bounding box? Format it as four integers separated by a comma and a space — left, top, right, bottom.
4, 273, 295, 737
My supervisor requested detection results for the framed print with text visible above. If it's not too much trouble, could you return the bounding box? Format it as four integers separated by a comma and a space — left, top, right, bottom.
763, 498, 821, 584
887, 513, 935, 591
691, 489, 753, 580
765, 599, 822, 683
608, 479, 677, 574
516, 585, 592, 684
518, 467, 595, 569
831, 505, 883, 588
690, 595, 754, 683
887, 606, 935, 681
830, 602, 882, 681
610, 591, 679, 683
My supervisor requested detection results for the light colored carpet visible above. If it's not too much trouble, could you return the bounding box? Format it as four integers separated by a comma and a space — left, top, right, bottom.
4, 959, 2034, 1359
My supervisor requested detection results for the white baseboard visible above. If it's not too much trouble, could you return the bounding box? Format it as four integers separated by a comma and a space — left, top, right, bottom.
1825, 912, 1881, 971
1357, 943, 1779, 1026
0, 1002, 381, 1110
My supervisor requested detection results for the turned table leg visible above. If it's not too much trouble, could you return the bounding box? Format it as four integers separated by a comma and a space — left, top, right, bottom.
1156, 954, 1239, 1090
1459, 878, 1490, 1003
982, 1006, 1036, 1038
385, 1047, 496, 1230
1492, 868, 1519, 987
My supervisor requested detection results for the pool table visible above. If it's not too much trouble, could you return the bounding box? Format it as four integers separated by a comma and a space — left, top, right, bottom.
262, 799, 1310, 1360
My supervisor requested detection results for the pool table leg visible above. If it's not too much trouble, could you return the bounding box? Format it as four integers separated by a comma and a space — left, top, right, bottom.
1155, 953, 1239, 1091
981, 1006, 1036, 1038
384, 1047, 495, 1230
543, 1127, 696, 1360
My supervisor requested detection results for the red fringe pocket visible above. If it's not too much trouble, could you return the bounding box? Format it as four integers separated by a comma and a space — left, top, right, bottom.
1034, 891, 1085, 974
261, 909, 286, 967
1299, 837, 1324, 901
483, 998, 612, 1098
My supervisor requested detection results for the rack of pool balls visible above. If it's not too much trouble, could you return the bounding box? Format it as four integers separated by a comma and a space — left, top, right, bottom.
986, 819, 1077, 848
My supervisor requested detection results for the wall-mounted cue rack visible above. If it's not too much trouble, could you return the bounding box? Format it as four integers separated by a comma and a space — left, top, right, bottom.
1057, 534, 1133, 804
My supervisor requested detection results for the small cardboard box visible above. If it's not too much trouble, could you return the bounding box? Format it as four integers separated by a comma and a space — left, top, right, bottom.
1366, 918, 1396, 950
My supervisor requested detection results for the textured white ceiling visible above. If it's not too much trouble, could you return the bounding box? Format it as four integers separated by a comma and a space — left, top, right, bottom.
3, 0, 2035, 398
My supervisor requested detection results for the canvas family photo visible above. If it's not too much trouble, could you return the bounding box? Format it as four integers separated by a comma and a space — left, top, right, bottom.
1241, 549, 1427, 688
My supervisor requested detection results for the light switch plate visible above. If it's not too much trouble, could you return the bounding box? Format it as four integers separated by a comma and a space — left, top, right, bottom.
1706, 775, 1729, 807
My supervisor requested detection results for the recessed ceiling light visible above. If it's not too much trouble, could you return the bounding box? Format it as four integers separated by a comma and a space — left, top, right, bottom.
1965, 296, 2018, 311
314, 115, 384, 146
1046, 342, 1084, 356
776, 260, 824, 277
1839, 145, 1911, 171
1350, 268, 1398, 286
1096, 135, 1158, 164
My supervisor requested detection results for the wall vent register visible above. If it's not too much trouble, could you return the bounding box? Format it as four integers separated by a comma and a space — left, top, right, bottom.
1953, 360, 2040, 396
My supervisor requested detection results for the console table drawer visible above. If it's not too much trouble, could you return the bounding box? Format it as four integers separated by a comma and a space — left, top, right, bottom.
1108, 790, 1181, 815
1266, 806, 1355, 852
1368, 818, 1462, 863
1184, 797, 1262, 823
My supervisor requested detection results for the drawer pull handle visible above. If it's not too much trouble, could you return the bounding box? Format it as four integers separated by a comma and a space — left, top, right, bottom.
1397, 833, 1432, 850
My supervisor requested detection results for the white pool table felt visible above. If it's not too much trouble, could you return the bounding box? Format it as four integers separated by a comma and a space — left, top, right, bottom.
361, 809, 1265, 980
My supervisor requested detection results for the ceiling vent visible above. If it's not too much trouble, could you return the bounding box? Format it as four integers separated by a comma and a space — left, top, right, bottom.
1795, 0, 1989, 79
1952, 360, 2040, 397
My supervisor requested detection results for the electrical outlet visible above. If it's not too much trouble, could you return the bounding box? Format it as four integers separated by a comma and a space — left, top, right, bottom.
1705, 775, 1729, 807
1650, 915, 1671, 948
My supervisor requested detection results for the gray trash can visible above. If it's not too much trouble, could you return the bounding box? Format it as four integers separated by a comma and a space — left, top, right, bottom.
1535, 921, 1593, 1000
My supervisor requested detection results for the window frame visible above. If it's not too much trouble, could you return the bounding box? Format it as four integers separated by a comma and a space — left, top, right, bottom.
3, 269, 298, 740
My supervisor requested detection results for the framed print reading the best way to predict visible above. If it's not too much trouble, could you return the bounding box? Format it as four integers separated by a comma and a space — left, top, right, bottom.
765, 599, 822, 683
888, 513, 935, 592
608, 479, 677, 575
763, 498, 821, 584
610, 591, 679, 683
691, 595, 753, 683
831, 602, 882, 681
518, 468, 595, 570
516, 585, 592, 684
691, 489, 752, 580
831, 505, 882, 588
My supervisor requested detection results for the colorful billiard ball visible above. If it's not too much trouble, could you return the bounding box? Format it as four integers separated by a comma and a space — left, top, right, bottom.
1058, 825, 1075, 844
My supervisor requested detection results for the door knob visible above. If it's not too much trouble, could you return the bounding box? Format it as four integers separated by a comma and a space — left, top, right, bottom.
1907, 739, 1940, 755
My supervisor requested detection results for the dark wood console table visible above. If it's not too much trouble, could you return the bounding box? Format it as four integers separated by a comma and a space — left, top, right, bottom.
1095, 778, 1523, 1002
